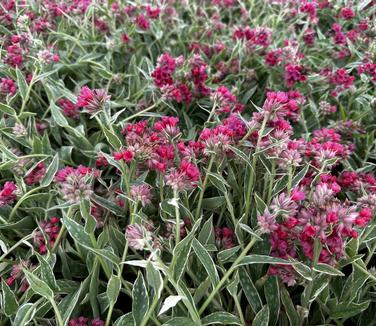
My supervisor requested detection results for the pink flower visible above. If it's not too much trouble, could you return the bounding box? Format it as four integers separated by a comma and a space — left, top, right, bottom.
340, 7, 355, 20
153, 116, 180, 137
0, 78, 17, 95
135, 14, 149, 30
0, 182, 17, 206
165, 160, 200, 192
126, 224, 152, 250
33, 217, 60, 254
59, 98, 80, 119
25, 162, 46, 185
55, 166, 97, 203
77, 86, 110, 113
113, 149, 134, 162
291, 188, 306, 201
130, 183, 152, 207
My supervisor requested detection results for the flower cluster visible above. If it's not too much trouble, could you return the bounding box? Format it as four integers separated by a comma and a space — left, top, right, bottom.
55, 166, 99, 203
32, 217, 60, 254
0, 182, 17, 206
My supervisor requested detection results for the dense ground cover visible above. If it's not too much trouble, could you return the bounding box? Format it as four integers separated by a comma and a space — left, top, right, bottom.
0, 0, 375, 325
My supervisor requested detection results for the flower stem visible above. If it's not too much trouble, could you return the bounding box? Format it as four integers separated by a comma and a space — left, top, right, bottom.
50, 298, 64, 326
173, 189, 180, 246
198, 236, 258, 315
194, 155, 215, 221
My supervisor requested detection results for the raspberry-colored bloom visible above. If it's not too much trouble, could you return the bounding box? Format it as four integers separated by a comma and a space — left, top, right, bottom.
0, 182, 17, 206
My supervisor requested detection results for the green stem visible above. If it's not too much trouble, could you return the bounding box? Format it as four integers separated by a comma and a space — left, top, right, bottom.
105, 303, 114, 326
287, 165, 294, 196
89, 233, 112, 279
140, 276, 169, 326
50, 298, 64, 326
198, 237, 258, 315
234, 294, 246, 326
194, 156, 215, 221
51, 206, 75, 253
0, 235, 33, 261
19, 68, 38, 116
244, 115, 268, 221
300, 239, 321, 324
365, 240, 376, 266
174, 189, 180, 246
267, 161, 276, 205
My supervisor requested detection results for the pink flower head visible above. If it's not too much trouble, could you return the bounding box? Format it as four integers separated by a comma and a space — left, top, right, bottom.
130, 183, 152, 207
33, 217, 60, 254
77, 86, 110, 113
125, 224, 152, 250
0, 182, 17, 206
136, 14, 149, 30
340, 7, 355, 20
55, 166, 97, 203
153, 116, 180, 137
291, 188, 306, 201
0, 78, 17, 95
59, 98, 80, 119
25, 162, 46, 185
113, 149, 134, 162
165, 160, 200, 192
284, 64, 306, 87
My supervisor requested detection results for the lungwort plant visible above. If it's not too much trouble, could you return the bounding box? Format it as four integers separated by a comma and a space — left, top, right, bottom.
0, 0, 376, 325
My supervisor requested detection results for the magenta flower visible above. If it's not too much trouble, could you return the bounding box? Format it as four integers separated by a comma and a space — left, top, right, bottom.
0, 182, 17, 206
77, 86, 110, 113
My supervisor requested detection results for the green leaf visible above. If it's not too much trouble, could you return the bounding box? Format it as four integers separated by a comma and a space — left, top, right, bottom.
80, 199, 96, 234
13, 303, 36, 326
50, 102, 69, 127
207, 172, 229, 193
59, 283, 83, 324
91, 193, 124, 216
198, 216, 215, 246
264, 276, 280, 326
239, 267, 262, 314
312, 263, 344, 276
280, 285, 299, 326
172, 218, 201, 281
237, 255, 293, 267
62, 217, 92, 247
113, 313, 135, 326
35, 253, 59, 290
192, 238, 219, 289
158, 295, 184, 316
217, 245, 241, 263
2, 280, 18, 316
254, 193, 267, 213
16, 68, 28, 100
0, 103, 16, 116
146, 262, 163, 299
291, 164, 309, 188
252, 305, 270, 326
330, 301, 370, 319
103, 126, 122, 150
162, 317, 195, 326
201, 312, 242, 325
23, 269, 54, 300
107, 275, 121, 305
132, 272, 149, 326
228, 145, 252, 168
291, 261, 312, 281
41, 154, 59, 187
238, 223, 262, 240
0, 143, 18, 161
